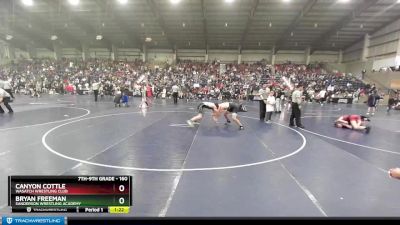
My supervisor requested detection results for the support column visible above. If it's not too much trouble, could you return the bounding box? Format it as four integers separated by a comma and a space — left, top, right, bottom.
0, 45, 3, 63
172, 45, 177, 64
361, 34, 370, 62
53, 43, 62, 60
338, 49, 343, 64
26, 44, 37, 59
305, 47, 311, 65
205, 45, 209, 63
82, 44, 89, 61
5, 45, 16, 60
271, 46, 276, 66
142, 44, 147, 63
238, 45, 242, 64
395, 39, 400, 67
111, 44, 117, 61
397, 39, 400, 54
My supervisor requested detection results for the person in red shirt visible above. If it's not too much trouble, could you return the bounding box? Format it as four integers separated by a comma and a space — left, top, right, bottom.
334, 114, 371, 133
146, 83, 153, 107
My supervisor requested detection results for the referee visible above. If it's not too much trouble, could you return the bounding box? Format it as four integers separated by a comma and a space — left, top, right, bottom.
92, 81, 100, 102
258, 86, 266, 120
2, 78, 14, 99
171, 83, 179, 104
0, 87, 14, 113
289, 84, 305, 128
258, 84, 270, 120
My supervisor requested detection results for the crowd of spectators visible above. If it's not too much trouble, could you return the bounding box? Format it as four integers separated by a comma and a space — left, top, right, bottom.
0, 58, 368, 105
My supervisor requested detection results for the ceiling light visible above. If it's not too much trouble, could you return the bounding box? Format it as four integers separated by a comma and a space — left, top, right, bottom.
182, 22, 186, 27
397, 0, 400, 3
225, 0, 234, 3
282, 0, 290, 2
50, 35, 58, 41
6, 35, 13, 40
258, 42, 261, 46
68, 0, 80, 6
338, 0, 350, 3
145, 37, 152, 42
269, 22, 272, 28
141, 23, 145, 28
360, 24, 364, 29
170, 0, 181, 4
117, 0, 128, 4
188, 41, 191, 46
290, 32, 294, 36
96, 35, 103, 40
21, 0, 34, 6
314, 23, 318, 28
225, 22, 228, 27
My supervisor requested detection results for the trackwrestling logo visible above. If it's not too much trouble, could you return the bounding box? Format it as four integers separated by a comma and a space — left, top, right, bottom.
2, 217, 65, 225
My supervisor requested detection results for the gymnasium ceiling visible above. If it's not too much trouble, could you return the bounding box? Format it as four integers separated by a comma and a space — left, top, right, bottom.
0, 0, 400, 52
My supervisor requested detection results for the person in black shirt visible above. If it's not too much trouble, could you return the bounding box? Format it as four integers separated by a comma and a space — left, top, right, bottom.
216, 102, 247, 130
275, 88, 283, 113
387, 90, 397, 112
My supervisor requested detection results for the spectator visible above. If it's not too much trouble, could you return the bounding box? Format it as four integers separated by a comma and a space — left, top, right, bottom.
92, 80, 100, 102
265, 91, 275, 124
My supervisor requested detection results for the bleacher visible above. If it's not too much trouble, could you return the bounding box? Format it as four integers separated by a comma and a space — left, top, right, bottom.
335, 79, 366, 91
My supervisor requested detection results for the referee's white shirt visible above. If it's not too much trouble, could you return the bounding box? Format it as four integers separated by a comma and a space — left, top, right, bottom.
3, 81, 11, 89
92, 82, 100, 90
291, 90, 302, 104
172, 85, 179, 93
0, 88, 11, 98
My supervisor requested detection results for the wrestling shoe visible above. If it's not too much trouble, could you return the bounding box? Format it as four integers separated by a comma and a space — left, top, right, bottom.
186, 120, 194, 127
365, 126, 371, 134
